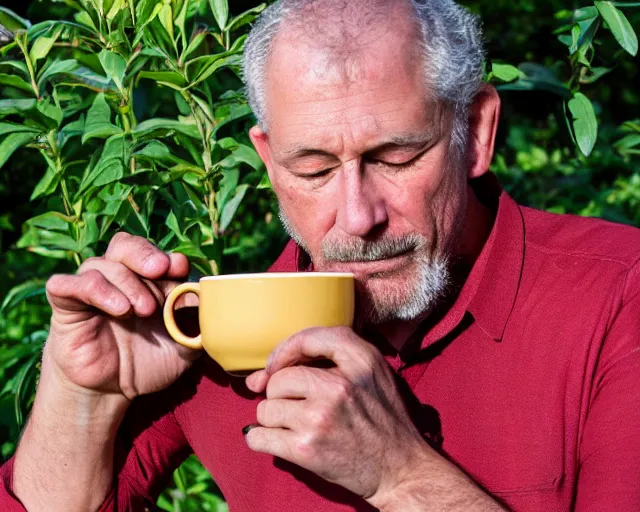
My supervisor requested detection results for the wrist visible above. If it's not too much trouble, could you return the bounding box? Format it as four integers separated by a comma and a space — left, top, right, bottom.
34, 354, 131, 435
367, 441, 436, 511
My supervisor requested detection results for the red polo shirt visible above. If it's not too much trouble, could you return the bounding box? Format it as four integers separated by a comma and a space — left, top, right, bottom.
3, 179, 640, 511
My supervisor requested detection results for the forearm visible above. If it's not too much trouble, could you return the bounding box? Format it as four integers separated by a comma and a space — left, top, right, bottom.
12, 364, 129, 512
372, 450, 506, 512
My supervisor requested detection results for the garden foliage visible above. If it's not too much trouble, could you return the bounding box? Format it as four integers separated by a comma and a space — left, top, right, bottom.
0, 0, 638, 508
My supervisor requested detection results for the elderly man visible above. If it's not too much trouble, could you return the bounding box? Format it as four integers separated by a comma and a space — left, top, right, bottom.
3, 0, 640, 510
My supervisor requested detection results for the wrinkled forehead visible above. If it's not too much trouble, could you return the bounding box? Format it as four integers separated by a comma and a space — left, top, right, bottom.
262, 12, 442, 154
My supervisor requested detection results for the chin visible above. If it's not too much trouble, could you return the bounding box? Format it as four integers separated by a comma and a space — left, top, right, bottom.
355, 259, 450, 325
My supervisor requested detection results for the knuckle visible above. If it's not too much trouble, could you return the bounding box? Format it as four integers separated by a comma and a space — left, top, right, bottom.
307, 406, 331, 432
108, 231, 131, 249
294, 435, 316, 461
82, 270, 110, 296
45, 274, 67, 295
330, 378, 353, 403
78, 256, 102, 272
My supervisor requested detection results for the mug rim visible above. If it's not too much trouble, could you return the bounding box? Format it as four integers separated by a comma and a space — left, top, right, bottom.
201, 272, 354, 281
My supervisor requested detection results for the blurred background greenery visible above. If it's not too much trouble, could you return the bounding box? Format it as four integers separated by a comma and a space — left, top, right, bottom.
0, 0, 638, 510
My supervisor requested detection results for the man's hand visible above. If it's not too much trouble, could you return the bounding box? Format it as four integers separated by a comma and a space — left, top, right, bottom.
243, 326, 433, 509
44, 231, 200, 402
14, 232, 201, 512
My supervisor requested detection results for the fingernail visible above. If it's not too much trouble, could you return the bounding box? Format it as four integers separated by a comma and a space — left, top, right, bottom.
242, 424, 257, 436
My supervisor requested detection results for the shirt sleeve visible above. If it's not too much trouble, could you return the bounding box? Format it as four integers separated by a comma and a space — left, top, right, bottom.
575, 261, 640, 511
0, 383, 192, 511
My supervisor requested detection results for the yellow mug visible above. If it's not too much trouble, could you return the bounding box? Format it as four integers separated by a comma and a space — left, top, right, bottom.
163, 272, 355, 373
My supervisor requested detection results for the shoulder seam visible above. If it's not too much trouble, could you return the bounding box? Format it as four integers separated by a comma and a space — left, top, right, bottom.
526, 240, 637, 270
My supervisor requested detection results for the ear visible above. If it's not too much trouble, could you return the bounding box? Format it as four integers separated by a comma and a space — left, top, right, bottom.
466, 84, 501, 180
249, 125, 276, 183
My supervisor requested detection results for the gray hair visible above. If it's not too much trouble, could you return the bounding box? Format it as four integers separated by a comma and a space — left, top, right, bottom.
242, 0, 485, 151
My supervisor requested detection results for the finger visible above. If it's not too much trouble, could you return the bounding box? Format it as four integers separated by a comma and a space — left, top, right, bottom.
79, 259, 158, 317
267, 327, 373, 378
246, 369, 269, 393
166, 252, 189, 279
266, 366, 335, 400
244, 426, 297, 461
256, 398, 306, 429
46, 271, 131, 317
104, 232, 171, 279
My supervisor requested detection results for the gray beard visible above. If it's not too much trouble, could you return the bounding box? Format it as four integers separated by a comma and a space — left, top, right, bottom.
278, 208, 451, 324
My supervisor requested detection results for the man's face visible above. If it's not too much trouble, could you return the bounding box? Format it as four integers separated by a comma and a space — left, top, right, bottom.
250, 21, 470, 324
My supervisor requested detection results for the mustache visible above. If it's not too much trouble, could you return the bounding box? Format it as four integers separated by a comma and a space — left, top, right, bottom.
322, 233, 426, 262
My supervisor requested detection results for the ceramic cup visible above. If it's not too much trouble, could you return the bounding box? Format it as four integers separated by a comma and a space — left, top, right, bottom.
163, 272, 355, 373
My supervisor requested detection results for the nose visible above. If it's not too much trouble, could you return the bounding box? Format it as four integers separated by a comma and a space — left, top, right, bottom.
335, 160, 388, 237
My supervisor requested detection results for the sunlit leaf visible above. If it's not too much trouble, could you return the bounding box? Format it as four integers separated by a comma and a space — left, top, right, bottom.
98, 49, 127, 90
0, 98, 37, 117
132, 118, 200, 140
209, 0, 229, 30
31, 165, 61, 200
0, 7, 31, 31
29, 29, 60, 64
595, 1, 638, 55
226, 4, 266, 33
567, 92, 598, 157
0, 122, 40, 137
0, 73, 33, 93
0, 132, 36, 169
219, 184, 248, 232
82, 93, 123, 143
0, 280, 46, 316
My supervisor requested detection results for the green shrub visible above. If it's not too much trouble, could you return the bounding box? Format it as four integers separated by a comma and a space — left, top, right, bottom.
0, 0, 638, 509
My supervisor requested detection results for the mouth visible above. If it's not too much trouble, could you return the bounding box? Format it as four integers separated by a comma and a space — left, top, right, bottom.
325, 250, 413, 277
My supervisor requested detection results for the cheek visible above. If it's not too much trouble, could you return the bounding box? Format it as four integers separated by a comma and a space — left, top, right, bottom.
275, 179, 337, 248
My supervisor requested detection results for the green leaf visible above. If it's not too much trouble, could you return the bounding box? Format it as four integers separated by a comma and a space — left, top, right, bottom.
36, 98, 63, 127
218, 144, 264, 171
37, 59, 79, 89
182, 31, 207, 62
226, 4, 267, 33
185, 52, 241, 87
257, 173, 272, 190
82, 93, 123, 143
0, 7, 31, 31
612, 1, 640, 6
595, 1, 638, 56
0, 132, 36, 169
138, 71, 186, 88
0, 279, 46, 316
219, 184, 248, 232
0, 73, 33, 93
59, 66, 113, 92
29, 32, 59, 64
209, 0, 229, 30
567, 92, 598, 157
615, 134, 640, 152
159, 2, 175, 41
132, 118, 200, 140
27, 211, 74, 231
490, 63, 521, 82
78, 212, 99, 250
31, 165, 61, 200
0, 122, 40, 136
98, 49, 127, 90
78, 135, 126, 194
574, 6, 599, 21
0, 98, 37, 117
581, 66, 612, 84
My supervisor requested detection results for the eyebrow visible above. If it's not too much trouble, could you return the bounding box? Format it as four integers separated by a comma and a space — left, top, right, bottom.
279, 131, 435, 164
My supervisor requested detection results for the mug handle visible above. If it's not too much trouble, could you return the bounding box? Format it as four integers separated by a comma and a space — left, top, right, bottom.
163, 282, 203, 350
